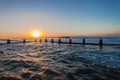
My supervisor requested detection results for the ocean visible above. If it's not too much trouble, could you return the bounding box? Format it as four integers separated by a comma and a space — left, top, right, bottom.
0, 36, 120, 80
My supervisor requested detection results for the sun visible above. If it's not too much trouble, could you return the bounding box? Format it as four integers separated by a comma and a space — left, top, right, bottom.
31, 31, 41, 38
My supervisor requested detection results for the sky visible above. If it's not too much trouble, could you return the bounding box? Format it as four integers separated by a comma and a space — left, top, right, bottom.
0, 0, 120, 38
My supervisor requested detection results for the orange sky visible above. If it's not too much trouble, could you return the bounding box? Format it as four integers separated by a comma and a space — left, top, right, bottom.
0, 30, 119, 39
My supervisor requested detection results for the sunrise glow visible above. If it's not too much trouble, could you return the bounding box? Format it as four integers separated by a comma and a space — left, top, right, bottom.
31, 31, 41, 38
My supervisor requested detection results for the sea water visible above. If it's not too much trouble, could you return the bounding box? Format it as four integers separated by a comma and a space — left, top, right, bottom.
0, 36, 120, 80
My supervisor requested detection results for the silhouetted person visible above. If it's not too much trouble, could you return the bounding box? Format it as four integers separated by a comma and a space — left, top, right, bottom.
69, 38, 72, 44
23, 39, 26, 43
58, 38, 61, 43
7, 39, 11, 44
82, 38, 86, 45
99, 39, 103, 47
51, 39, 54, 43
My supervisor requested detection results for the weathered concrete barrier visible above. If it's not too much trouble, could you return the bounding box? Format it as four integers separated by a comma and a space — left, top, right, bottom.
82, 38, 86, 45
99, 39, 103, 47
4, 38, 120, 46
7, 39, 11, 44
39, 39, 42, 42
69, 38, 72, 44
51, 39, 54, 43
58, 39, 61, 44
23, 39, 26, 43
45, 39, 48, 43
